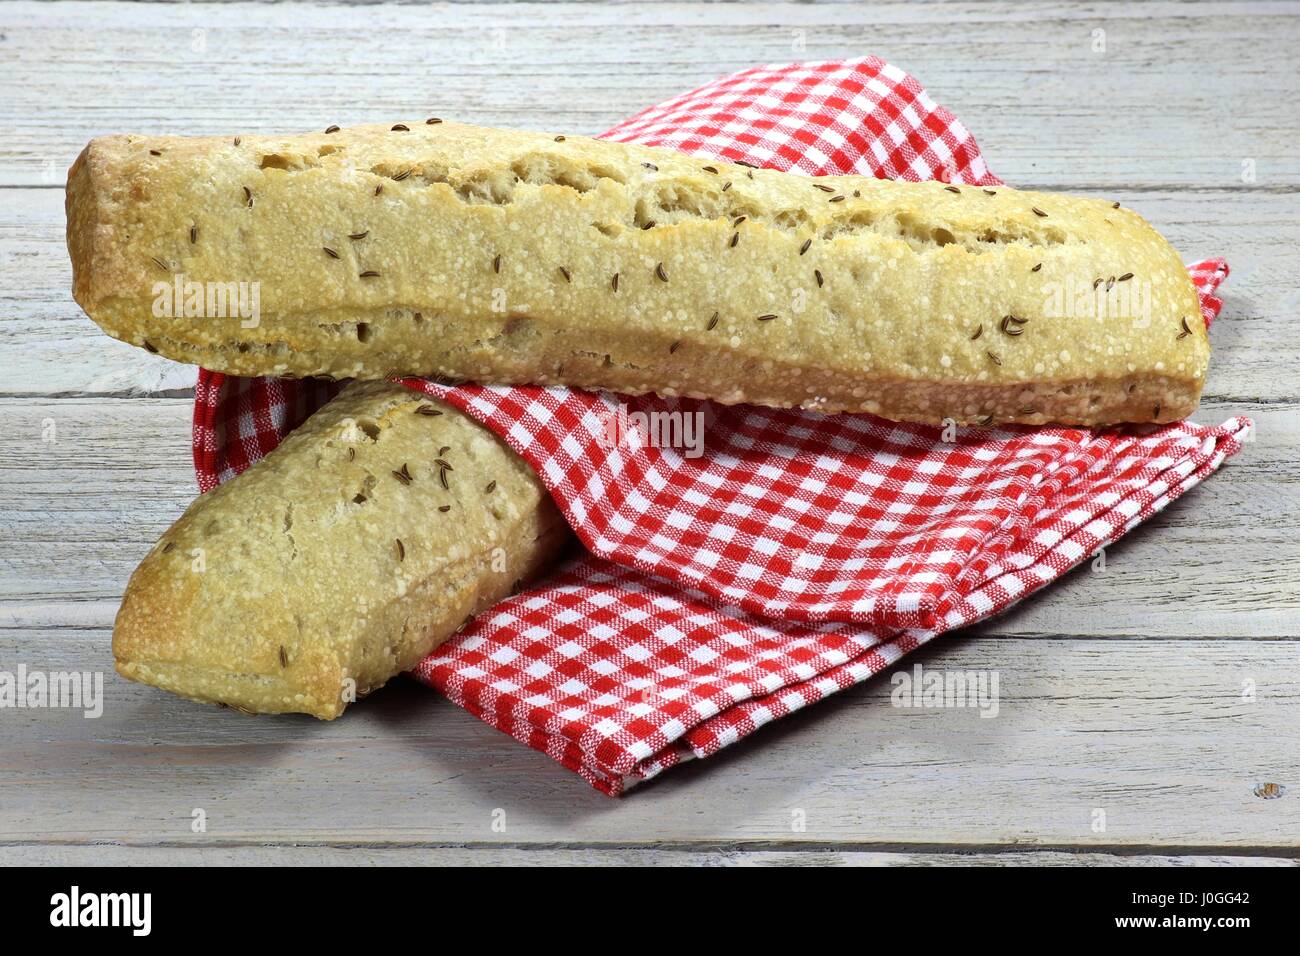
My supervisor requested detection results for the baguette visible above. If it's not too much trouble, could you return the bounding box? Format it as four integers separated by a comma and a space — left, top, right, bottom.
113, 380, 568, 718
67, 121, 1209, 425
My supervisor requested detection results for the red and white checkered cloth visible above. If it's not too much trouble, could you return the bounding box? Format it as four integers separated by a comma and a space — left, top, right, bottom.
192, 57, 1249, 795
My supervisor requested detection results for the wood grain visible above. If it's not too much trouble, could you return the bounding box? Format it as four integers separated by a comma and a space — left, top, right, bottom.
1, 0, 1296, 866
1, 2, 1298, 188
2, 846, 1295, 866
1, 631, 1296, 848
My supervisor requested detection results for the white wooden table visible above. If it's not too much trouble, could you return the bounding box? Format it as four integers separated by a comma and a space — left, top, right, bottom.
2, 0, 1297, 866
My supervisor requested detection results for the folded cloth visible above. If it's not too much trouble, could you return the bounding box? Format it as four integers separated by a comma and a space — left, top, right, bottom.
192, 56, 1250, 795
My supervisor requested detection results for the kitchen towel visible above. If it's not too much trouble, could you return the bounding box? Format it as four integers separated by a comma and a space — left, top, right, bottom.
193, 56, 1249, 795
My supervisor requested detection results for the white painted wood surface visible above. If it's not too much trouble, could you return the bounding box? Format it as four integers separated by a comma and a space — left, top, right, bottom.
8, 846, 1297, 867
0, 0, 1297, 866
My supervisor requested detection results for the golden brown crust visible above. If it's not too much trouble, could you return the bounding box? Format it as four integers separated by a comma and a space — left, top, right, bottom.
67, 122, 1209, 425
112, 380, 568, 718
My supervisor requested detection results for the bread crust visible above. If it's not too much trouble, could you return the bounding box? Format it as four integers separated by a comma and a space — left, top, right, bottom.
112, 381, 568, 718
67, 122, 1209, 425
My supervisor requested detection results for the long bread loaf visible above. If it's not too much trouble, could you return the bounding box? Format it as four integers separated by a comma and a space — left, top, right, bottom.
67, 121, 1209, 425
113, 380, 568, 718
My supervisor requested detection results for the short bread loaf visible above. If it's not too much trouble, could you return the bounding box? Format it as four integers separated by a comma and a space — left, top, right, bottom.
113, 380, 568, 718
67, 121, 1209, 424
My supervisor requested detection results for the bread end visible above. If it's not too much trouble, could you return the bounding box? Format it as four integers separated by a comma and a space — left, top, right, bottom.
112, 542, 348, 720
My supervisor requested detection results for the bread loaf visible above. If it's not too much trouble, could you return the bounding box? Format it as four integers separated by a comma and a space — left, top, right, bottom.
67, 121, 1209, 425
113, 380, 568, 718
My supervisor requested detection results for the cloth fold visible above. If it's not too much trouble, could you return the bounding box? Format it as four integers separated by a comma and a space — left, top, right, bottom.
192, 56, 1248, 795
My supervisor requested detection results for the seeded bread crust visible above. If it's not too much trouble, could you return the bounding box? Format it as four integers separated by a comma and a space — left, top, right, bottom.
67, 121, 1209, 425
113, 380, 568, 719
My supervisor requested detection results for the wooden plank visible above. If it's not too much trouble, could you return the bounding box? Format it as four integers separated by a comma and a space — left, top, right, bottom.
2, 845, 1295, 866
1, 2, 1297, 189
3, 0, 1295, 861
1, 631, 1295, 847
1, 396, 1294, 638
13, 185, 1300, 396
